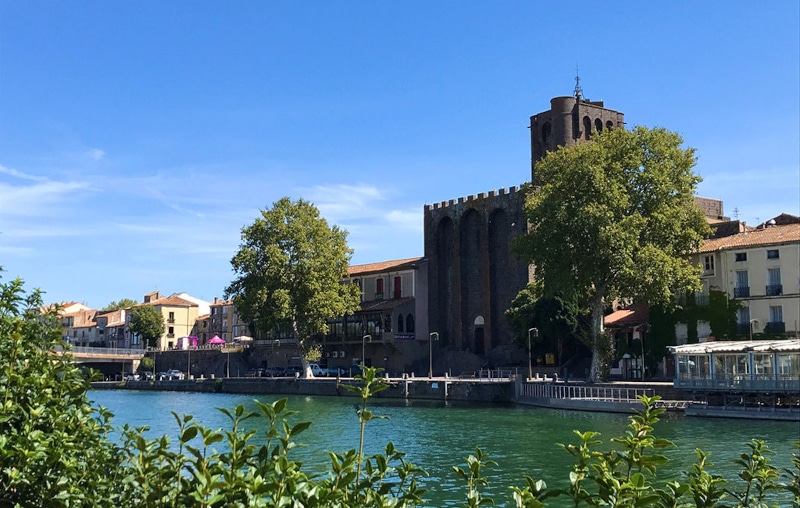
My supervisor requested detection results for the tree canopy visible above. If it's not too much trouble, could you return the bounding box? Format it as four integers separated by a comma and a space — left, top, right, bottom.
101, 298, 138, 312
514, 126, 711, 381
225, 197, 361, 374
128, 304, 165, 348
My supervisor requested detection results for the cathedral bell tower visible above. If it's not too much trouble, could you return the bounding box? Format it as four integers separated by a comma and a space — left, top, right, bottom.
529, 76, 625, 184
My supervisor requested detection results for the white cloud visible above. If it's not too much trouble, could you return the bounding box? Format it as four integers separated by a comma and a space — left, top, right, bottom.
0, 180, 90, 216
87, 148, 105, 161
386, 208, 422, 231
0, 164, 49, 182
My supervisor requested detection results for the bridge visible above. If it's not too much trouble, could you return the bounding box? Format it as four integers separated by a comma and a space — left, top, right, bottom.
57, 346, 146, 378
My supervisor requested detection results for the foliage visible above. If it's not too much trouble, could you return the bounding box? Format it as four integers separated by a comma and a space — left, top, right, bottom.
101, 298, 138, 312
129, 304, 165, 348
139, 356, 154, 372
225, 197, 361, 367
304, 342, 323, 363
505, 284, 585, 350
515, 126, 712, 381
0, 272, 124, 507
509, 395, 798, 507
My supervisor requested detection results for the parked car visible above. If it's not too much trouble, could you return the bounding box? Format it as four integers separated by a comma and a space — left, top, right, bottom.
164, 369, 185, 380
326, 366, 345, 377
142, 371, 154, 381
264, 366, 284, 377
284, 365, 303, 377
124, 373, 140, 381
309, 363, 326, 377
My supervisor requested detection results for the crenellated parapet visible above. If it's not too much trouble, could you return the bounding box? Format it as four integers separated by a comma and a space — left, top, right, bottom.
424, 185, 525, 212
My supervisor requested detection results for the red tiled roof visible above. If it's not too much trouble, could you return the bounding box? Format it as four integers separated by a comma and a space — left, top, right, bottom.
699, 223, 800, 253
349, 257, 424, 276
605, 304, 649, 327
138, 295, 197, 307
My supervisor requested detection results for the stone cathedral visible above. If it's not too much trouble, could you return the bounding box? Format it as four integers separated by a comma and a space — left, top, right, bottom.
423, 87, 626, 371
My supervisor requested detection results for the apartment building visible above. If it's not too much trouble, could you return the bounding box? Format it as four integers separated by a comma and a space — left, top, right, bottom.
58, 302, 100, 346
94, 308, 126, 348
207, 297, 248, 343
692, 221, 800, 340
127, 291, 202, 350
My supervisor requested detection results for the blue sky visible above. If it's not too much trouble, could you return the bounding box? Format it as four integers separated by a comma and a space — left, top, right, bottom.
1, 1, 798, 309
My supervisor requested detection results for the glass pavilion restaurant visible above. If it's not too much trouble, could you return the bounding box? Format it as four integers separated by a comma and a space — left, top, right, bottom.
668, 339, 800, 420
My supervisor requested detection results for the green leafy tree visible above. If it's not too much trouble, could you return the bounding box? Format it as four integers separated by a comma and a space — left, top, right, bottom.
101, 298, 138, 311
515, 126, 711, 381
225, 197, 361, 376
128, 304, 165, 349
0, 271, 124, 506
505, 283, 586, 369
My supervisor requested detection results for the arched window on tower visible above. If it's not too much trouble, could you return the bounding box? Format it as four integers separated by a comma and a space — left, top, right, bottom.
541, 122, 552, 147
595, 118, 603, 132
606, 120, 614, 130
397, 314, 404, 333
583, 116, 592, 140
406, 314, 415, 333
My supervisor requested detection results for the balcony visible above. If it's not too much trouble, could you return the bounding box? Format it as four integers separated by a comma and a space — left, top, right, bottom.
765, 321, 786, 334
167, 318, 175, 324
766, 284, 783, 296
733, 286, 750, 298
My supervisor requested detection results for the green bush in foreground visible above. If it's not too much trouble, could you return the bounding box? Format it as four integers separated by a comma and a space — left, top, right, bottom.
1, 274, 798, 507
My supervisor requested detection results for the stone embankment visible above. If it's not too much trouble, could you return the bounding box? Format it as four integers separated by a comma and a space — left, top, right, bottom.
93, 376, 516, 403
93, 376, 688, 408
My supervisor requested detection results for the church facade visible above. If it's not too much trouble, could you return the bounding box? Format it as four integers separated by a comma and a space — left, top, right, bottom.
423, 90, 627, 370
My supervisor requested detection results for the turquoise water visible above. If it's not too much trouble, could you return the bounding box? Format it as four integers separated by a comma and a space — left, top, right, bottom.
91, 390, 799, 506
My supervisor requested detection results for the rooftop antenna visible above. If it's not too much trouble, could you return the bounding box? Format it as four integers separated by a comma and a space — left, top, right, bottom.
574, 65, 584, 101
732, 207, 740, 220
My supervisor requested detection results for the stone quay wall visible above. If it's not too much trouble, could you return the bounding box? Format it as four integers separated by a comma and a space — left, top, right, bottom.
93, 377, 517, 403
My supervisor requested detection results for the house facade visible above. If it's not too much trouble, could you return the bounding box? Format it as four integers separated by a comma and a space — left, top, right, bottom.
317, 257, 429, 374
59, 303, 99, 347
691, 221, 800, 340
126, 291, 203, 350
207, 297, 248, 343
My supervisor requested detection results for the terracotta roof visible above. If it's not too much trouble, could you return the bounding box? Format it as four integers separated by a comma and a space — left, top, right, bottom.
138, 295, 197, 307
604, 304, 649, 327
196, 314, 210, 321
699, 223, 800, 253
349, 257, 424, 276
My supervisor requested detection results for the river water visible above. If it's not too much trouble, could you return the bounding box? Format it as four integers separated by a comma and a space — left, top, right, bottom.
91, 390, 798, 506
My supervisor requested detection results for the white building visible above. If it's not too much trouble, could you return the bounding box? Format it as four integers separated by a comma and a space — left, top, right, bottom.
690, 220, 800, 340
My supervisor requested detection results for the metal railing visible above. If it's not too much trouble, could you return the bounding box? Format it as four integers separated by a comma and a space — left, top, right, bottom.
766, 284, 783, 296
520, 382, 654, 402
63, 346, 146, 356
734, 286, 750, 298
675, 376, 800, 392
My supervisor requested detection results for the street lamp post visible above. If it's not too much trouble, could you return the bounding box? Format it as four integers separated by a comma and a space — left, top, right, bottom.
362, 335, 371, 366
527, 328, 538, 380
429, 332, 439, 378
749, 319, 758, 341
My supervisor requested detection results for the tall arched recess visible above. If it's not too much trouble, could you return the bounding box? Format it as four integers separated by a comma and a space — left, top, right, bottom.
488, 208, 514, 349
459, 209, 484, 354
434, 217, 455, 345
